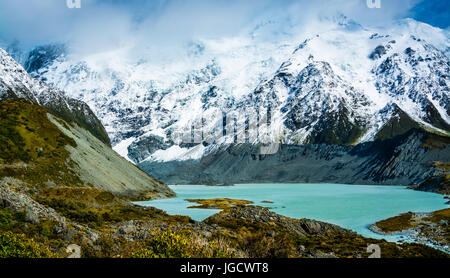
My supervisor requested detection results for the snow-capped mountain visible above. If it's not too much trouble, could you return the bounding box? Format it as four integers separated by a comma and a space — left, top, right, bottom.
15, 17, 450, 164
0, 48, 110, 146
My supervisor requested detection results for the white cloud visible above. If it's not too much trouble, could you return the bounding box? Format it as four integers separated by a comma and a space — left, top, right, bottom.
0, 0, 424, 58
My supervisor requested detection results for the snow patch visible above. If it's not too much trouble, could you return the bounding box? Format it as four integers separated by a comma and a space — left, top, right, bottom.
113, 137, 136, 163
145, 144, 206, 163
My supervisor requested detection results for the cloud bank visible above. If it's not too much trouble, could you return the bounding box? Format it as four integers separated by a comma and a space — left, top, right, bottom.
0, 0, 440, 57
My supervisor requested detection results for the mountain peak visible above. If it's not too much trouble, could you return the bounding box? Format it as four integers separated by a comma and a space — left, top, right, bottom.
24, 43, 66, 76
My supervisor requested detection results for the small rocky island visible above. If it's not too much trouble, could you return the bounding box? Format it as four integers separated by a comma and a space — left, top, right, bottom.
186, 198, 254, 209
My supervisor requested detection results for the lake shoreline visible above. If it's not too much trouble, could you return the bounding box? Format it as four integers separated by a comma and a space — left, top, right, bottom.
368, 208, 450, 254
137, 183, 449, 245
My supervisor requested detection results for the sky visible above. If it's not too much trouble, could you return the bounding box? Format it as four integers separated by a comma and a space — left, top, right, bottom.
409, 0, 449, 29
0, 0, 448, 55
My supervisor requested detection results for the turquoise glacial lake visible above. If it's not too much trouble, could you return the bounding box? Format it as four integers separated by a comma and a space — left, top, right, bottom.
136, 183, 449, 241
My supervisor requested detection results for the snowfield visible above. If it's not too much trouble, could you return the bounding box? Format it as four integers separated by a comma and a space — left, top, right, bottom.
5, 15, 449, 163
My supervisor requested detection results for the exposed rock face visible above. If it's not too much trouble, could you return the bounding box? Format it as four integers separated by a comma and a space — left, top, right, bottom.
280, 61, 371, 145
372, 39, 450, 129
140, 129, 449, 186
3, 19, 448, 191
0, 178, 66, 224
0, 98, 174, 199
369, 45, 387, 60
24, 44, 66, 76
48, 113, 174, 198
0, 47, 173, 198
127, 135, 173, 164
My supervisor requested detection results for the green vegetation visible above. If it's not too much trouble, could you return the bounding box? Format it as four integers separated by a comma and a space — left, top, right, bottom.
422, 132, 450, 150
296, 234, 448, 258
305, 109, 366, 146
186, 198, 253, 209
375, 107, 421, 140
205, 206, 449, 258
0, 99, 83, 189
0, 99, 448, 258
0, 231, 57, 258
230, 227, 297, 258
36, 187, 190, 229
416, 161, 450, 195
375, 213, 416, 233
131, 231, 239, 258
0, 208, 67, 256
375, 105, 450, 141
206, 212, 324, 258
423, 208, 450, 223
0, 209, 26, 230
0, 99, 184, 258
434, 162, 450, 193
373, 208, 449, 250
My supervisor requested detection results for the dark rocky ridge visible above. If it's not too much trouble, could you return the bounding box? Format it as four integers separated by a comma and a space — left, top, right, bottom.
139, 129, 450, 187
24, 44, 66, 76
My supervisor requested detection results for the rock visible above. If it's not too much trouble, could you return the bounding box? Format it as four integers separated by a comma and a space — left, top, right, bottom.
66, 244, 81, 258
313, 251, 338, 258
119, 223, 136, 235
301, 220, 323, 234
63, 229, 76, 242
204, 205, 350, 237
0, 178, 67, 223
369, 45, 387, 60
127, 135, 172, 164
25, 207, 40, 224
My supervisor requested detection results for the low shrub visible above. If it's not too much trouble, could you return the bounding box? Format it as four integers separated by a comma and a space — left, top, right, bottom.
0, 231, 57, 258
132, 231, 238, 258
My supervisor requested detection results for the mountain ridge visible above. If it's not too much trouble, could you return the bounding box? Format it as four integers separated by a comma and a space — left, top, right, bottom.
0, 48, 111, 146
3, 17, 449, 188
14, 18, 449, 163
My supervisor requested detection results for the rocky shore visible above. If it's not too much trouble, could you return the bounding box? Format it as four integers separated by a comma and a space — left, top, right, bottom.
369, 208, 449, 254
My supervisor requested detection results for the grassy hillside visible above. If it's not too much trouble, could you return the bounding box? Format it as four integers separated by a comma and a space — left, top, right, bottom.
0, 99, 174, 199
0, 98, 81, 187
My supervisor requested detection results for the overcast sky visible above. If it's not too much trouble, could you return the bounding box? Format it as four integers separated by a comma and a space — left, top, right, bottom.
0, 0, 448, 54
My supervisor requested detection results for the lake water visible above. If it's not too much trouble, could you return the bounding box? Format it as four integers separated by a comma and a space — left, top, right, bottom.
136, 183, 449, 241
